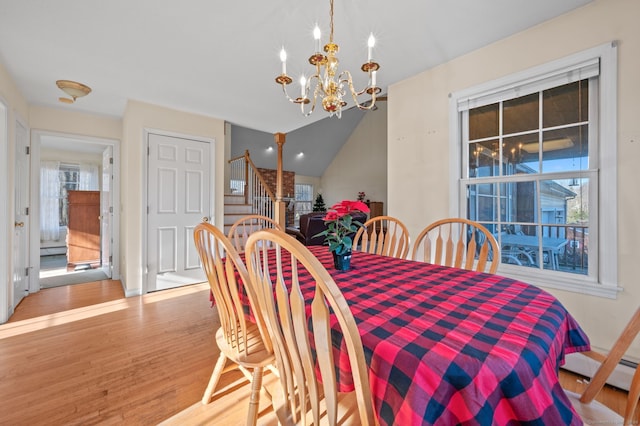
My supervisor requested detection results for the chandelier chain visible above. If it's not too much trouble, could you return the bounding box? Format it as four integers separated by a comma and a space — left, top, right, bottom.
329, 0, 334, 43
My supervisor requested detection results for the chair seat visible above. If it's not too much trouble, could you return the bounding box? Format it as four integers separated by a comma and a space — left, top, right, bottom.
215, 324, 274, 367
564, 390, 623, 425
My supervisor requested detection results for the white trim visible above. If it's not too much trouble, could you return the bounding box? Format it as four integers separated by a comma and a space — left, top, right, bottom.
449, 42, 618, 297
13, 113, 30, 309
30, 130, 122, 293
0, 98, 8, 323
596, 41, 618, 289
563, 352, 634, 392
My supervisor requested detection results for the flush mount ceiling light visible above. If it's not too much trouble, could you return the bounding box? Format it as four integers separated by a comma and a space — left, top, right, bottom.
56, 80, 91, 104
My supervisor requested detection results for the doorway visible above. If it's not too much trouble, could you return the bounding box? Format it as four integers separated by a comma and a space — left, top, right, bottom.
31, 131, 120, 290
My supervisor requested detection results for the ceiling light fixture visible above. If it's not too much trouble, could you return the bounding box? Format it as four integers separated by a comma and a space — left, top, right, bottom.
275, 0, 380, 118
521, 137, 574, 154
56, 80, 92, 104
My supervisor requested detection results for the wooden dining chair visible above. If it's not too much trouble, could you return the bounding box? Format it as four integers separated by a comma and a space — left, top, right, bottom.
228, 214, 284, 252
411, 218, 500, 274
563, 307, 640, 425
193, 222, 275, 426
244, 228, 376, 426
352, 215, 410, 259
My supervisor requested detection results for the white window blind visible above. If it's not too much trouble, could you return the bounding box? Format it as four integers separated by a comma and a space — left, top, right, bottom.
457, 58, 599, 112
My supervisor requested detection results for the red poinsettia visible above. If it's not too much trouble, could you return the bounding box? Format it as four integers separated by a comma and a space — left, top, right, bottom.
314, 200, 369, 255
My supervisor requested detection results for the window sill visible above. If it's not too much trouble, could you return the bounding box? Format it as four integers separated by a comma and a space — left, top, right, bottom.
497, 265, 621, 299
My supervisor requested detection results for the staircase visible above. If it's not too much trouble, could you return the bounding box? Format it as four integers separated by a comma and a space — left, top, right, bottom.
223, 194, 252, 234
224, 150, 277, 232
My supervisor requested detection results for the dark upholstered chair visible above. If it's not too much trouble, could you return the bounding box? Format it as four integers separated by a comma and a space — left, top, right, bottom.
286, 212, 368, 246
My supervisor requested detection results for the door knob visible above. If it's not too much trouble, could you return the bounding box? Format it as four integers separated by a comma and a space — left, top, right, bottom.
14, 221, 24, 228
202, 216, 209, 223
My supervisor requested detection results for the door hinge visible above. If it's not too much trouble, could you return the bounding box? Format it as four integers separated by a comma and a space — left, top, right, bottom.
25, 267, 29, 277
109, 206, 113, 213
110, 157, 113, 164
25, 146, 30, 155
109, 255, 113, 263
25, 207, 29, 215
147, 146, 150, 155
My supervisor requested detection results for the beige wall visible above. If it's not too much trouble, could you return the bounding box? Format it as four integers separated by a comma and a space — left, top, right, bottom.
30, 106, 122, 141
321, 102, 388, 210
0, 63, 29, 121
121, 100, 225, 295
388, 0, 640, 356
40, 147, 103, 165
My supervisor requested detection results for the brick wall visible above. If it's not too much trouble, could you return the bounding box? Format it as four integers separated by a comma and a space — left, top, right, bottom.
257, 168, 295, 226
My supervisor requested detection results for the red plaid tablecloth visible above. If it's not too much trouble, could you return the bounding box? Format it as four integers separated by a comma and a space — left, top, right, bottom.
245, 246, 590, 425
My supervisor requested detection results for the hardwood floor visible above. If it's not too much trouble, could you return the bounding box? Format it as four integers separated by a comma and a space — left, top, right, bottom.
558, 367, 639, 423
1, 280, 635, 425
8, 280, 125, 322
0, 280, 230, 424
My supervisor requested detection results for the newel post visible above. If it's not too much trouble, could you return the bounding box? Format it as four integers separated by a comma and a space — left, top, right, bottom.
274, 133, 287, 228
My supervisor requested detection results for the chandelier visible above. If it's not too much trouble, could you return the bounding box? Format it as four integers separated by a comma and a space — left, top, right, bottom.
275, 0, 380, 118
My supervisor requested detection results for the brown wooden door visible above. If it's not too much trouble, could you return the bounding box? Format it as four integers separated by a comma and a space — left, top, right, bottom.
67, 190, 100, 267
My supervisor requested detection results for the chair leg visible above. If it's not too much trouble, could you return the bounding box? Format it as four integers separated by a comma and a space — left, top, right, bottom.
202, 353, 228, 404
246, 366, 264, 426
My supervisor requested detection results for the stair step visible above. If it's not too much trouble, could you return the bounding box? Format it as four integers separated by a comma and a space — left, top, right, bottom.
224, 204, 252, 214
224, 212, 251, 226
224, 194, 246, 205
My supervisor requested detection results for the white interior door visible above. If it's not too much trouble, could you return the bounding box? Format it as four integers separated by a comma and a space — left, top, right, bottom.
147, 133, 209, 291
13, 119, 29, 308
100, 146, 113, 277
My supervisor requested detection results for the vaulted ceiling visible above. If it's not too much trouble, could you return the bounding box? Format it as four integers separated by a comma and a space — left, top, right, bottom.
0, 0, 593, 175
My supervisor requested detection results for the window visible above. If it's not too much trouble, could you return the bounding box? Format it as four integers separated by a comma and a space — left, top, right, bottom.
294, 183, 313, 226
450, 42, 618, 298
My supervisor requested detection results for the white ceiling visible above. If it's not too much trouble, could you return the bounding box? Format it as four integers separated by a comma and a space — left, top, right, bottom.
0, 0, 592, 136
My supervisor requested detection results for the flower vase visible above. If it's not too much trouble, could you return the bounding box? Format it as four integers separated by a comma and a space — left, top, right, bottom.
332, 250, 352, 271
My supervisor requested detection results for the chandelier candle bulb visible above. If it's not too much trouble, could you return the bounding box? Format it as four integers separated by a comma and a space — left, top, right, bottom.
367, 33, 375, 61
314, 25, 322, 53
300, 76, 306, 97
280, 48, 287, 75
372, 71, 376, 87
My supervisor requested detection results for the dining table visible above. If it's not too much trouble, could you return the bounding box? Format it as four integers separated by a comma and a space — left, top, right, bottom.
241, 245, 591, 425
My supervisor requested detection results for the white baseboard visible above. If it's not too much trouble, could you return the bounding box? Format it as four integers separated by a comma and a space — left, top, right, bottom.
562, 352, 636, 391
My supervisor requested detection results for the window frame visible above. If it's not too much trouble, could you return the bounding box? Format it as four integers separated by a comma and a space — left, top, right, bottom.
293, 183, 314, 227
448, 42, 619, 298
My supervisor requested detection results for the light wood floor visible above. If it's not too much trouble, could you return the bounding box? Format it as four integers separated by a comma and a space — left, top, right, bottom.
1, 280, 252, 425
1, 280, 635, 425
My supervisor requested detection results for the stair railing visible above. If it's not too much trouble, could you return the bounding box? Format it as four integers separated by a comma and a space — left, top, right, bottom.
228, 150, 276, 220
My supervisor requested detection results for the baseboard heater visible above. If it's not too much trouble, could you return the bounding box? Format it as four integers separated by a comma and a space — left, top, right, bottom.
562, 351, 637, 391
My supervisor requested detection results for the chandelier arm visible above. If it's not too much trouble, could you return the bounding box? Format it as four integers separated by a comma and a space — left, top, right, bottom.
280, 83, 304, 104
337, 71, 368, 96
299, 75, 323, 117
337, 70, 377, 111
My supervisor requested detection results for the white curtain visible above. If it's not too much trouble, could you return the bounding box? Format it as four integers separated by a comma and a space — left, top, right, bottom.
79, 163, 99, 190
40, 161, 60, 241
